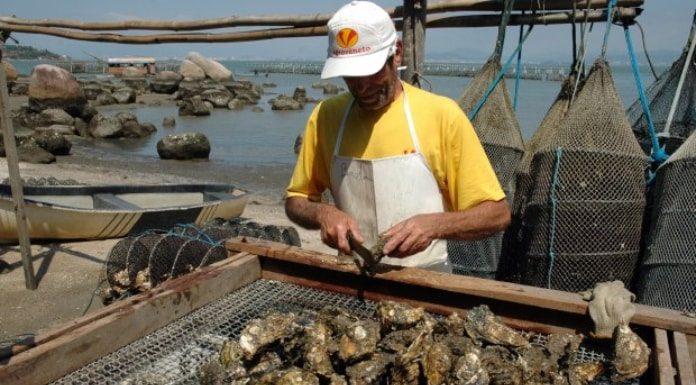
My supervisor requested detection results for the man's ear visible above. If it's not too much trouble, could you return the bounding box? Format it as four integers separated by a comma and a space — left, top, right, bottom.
393, 40, 403, 66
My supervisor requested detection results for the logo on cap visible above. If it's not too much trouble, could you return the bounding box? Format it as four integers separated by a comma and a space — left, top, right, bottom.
336, 28, 359, 49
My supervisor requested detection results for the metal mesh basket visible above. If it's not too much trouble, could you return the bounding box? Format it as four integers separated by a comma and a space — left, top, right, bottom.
452, 57, 525, 277
635, 131, 696, 311
626, 16, 696, 155
516, 59, 647, 292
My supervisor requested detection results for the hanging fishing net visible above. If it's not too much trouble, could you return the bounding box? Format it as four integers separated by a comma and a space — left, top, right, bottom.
101, 219, 302, 303
448, 57, 525, 278
516, 59, 647, 292
635, 131, 696, 311
626, 25, 696, 156
497, 73, 582, 283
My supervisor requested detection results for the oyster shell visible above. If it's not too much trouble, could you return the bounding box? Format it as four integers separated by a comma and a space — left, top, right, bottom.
481, 345, 523, 385
247, 351, 283, 376
239, 312, 299, 359
375, 301, 425, 332
568, 361, 604, 385
437, 311, 466, 336
452, 344, 490, 385
546, 333, 584, 365
303, 321, 335, 377
345, 352, 394, 385
612, 323, 650, 382
423, 341, 453, 385
338, 319, 381, 363
379, 328, 420, 353
319, 306, 361, 334
464, 305, 529, 347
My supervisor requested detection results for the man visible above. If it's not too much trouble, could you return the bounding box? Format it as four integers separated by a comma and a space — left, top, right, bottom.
286, 0, 510, 272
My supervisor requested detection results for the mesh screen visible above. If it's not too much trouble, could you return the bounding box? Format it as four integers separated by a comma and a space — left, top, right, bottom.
498, 74, 581, 283
635, 131, 696, 311
451, 57, 525, 277
626, 21, 696, 155
515, 59, 647, 292
51, 279, 636, 385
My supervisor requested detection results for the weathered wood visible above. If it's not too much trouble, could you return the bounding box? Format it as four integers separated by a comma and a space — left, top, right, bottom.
225, 237, 696, 335
655, 328, 676, 385
671, 332, 695, 385
402, 0, 415, 84
688, 334, 696, 382
0, 253, 261, 385
0, 8, 640, 45
402, 0, 427, 87
0, 1, 643, 31
0, 54, 35, 290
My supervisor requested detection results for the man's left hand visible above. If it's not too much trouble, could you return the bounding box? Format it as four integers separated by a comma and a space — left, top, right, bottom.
381, 214, 438, 258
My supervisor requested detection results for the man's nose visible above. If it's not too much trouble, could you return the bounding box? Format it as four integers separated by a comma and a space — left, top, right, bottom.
345, 76, 372, 94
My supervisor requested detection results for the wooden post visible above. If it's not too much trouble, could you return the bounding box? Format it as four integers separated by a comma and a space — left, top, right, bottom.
0, 36, 37, 290
402, 0, 427, 87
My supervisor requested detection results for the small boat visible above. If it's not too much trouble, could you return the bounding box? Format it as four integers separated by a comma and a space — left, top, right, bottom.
0, 183, 248, 242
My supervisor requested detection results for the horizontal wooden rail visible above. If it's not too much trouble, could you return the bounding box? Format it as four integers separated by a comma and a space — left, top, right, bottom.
0, 0, 643, 31
0, 8, 639, 45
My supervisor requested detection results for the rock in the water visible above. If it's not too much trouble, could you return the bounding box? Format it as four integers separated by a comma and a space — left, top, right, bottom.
201, 89, 232, 108
227, 99, 245, 111
3, 61, 18, 81
179, 59, 206, 81
271, 95, 303, 111
35, 124, 76, 136
0, 136, 56, 164
27, 64, 87, 115
112, 87, 136, 104
186, 52, 233, 81
39, 108, 74, 126
150, 71, 182, 94
162, 116, 176, 127
157, 132, 211, 160
178, 96, 211, 116
33, 130, 72, 155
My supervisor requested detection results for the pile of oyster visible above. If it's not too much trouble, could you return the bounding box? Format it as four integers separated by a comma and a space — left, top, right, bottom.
199, 302, 649, 385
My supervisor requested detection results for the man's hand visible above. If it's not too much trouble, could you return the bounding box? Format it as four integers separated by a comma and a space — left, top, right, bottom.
317, 205, 363, 255
382, 213, 439, 258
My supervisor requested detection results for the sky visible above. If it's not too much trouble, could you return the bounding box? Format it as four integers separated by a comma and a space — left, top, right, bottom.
1, 0, 694, 64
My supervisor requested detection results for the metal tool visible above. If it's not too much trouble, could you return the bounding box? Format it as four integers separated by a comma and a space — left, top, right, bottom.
347, 231, 385, 273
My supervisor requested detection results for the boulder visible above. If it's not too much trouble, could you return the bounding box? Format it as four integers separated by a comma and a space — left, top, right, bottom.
251, 106, 264, 113
150, 71, 182, 94
162, 116, 176, 127
82, 84, 106, 100
33, 130, 72, 155
201, 89, 232, 108
112, 87, 136, 104
271, 95, 303, 111
27, 64, 87, 115
0, 136, 56, 164
87, 112, 155, 139
11, 107, 43, 128
185, 52, 232, 81
157, 132, 211, 160
35, 124, 76, 136
178, 96, 211, 116
2, 61, 18, 81
10, 81, 28, 95
179, 59, 206, 81
74, 118, 88, 137
88, 114, 123, 138
94, 92, 117, 106
293, 86, 308, 103
227, 99, 245, 111
39, 108, 74, 126
121, 77, 149, 94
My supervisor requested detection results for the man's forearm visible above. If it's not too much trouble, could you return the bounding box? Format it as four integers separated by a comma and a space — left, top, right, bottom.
285, 196, 332, 230
433, 200, 511, 240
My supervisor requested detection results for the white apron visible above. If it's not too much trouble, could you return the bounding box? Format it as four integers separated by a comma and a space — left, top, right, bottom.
329, 86, 450, 272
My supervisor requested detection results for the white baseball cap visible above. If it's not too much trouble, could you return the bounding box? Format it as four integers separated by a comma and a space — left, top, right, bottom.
320, 1, 397, 79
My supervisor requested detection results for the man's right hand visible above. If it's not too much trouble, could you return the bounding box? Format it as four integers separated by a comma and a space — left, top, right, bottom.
285, 196, 363, 255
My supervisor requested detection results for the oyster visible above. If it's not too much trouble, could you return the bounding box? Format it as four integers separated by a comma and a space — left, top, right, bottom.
328, 374, 348, 385
239, 312, 299, 359
546, 333, 584, 365
481, 345, 523, 385
611, 323, 650, 382
451, 344, 489, 385
303, 321, 335, 376
464, 305, 529, 347
199, 359, 249, 385
391, 321, 433, 385
568, 361, 604, 385
247, 351, 284, 376
423, 342, 453, 385
379, 328, 420, 353
276, 368, 320, 385
375, 301, 425, 332
345, 352, 394, 385
437, 311, 466, 336
516, 345, 554, 384
338, 319, 381, 363
319, 306, 361, 334
219, 339, 244, 369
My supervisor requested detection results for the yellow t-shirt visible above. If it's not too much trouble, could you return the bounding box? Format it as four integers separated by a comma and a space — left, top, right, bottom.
287, 82, 505, 211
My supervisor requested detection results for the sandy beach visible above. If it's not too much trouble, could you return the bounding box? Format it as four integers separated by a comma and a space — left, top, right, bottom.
0, 94, 333, 342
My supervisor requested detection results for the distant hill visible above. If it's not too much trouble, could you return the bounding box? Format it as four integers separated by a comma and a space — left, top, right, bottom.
3, 45, 64, 60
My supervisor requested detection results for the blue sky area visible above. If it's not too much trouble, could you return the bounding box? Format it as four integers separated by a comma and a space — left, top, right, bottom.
1, 0, 693, 64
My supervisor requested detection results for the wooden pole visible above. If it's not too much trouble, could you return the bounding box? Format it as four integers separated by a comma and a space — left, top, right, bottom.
0, 37, 36, 290
402, 1, 415, 84
402, 0, 428, 87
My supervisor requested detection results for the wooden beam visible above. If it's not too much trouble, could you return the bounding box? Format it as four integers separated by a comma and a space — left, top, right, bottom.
671, 332, 695, 385
402, 0, 428, 87
0, 253, 261, 385
655, 329, 676, 385
225, 237, 696, 335
0, 1, 643, 31
0, 47, 35, 290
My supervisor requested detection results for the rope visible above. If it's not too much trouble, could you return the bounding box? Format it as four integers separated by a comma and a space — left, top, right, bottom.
623, 25, 669, 164
662, 25, 696, 136
513, 11, 526, 111
470, 25, 534, 120
601, 0, 618, 58
634, 21, 658, 81
547, 146, 563, 289
571, 2, 595, 103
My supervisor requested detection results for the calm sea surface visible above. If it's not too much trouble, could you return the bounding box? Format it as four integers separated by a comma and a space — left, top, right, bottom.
8, 59, 664, 194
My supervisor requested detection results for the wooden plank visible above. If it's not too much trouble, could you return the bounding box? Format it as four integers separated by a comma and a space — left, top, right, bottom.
0, 253, 261, 385
688, 334, 696, 382
655, 329, 676, 385
0, 53, 36, 290
225, 237, 696, 335
671, 332, 695, 385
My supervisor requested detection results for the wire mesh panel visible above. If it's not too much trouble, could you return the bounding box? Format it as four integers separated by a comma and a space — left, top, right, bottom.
518, 59, 647, 292
626, 15, 696, 155
498, 74, 581, 283
51, 279, 637, 385
636, 131, 696, 311
452, 58, 525, 277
